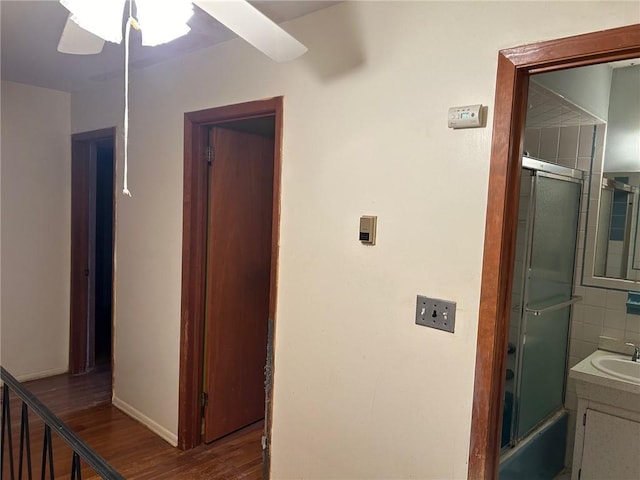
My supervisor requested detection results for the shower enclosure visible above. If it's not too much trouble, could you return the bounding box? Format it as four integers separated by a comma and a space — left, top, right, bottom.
500, 158, 583, 479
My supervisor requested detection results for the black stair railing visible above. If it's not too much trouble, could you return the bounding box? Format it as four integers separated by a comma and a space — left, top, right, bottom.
0, 367, 125, 480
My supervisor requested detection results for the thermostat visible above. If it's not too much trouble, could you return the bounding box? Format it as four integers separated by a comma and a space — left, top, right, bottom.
448, 104, 483, 129
359, 215, 377, 245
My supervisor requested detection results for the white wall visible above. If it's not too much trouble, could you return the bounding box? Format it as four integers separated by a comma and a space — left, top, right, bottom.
1, 81, 71, 381
70, 2, 640, 478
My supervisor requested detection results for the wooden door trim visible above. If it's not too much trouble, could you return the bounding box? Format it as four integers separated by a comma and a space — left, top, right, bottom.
69, 127, 116, 375
178, 98, 283, 457
469, 24, 640, 479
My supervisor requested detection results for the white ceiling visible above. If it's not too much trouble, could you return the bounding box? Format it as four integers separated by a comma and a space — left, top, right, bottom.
1, 0, 338, 93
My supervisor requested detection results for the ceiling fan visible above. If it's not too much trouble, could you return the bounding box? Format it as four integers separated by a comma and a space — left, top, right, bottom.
57, 0, 308, 62
57, 0, 306, 196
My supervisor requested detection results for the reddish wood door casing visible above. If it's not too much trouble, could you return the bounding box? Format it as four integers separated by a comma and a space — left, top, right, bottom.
203, 127, 274, 443
178, 99, 283, 460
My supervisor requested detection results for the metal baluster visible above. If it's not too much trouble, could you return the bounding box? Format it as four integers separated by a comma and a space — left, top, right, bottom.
18, 402, 32, 480
70, 452, 82, 480
46, 427, 53, 480
40, 425, 47, 480
1, 367, 124, 480
2, 383, 16, 480
40, 425, 54, 480
1, 384, 5, 478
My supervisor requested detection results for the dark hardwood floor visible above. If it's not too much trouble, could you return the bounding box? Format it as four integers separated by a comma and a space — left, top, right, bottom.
1, 366, 263, 479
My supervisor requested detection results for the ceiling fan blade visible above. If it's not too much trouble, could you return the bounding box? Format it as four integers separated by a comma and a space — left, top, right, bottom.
57, 14, 105, 55
193, 0, 308, 62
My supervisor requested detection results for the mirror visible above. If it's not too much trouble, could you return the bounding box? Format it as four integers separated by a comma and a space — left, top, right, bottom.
523, 60, 640, 291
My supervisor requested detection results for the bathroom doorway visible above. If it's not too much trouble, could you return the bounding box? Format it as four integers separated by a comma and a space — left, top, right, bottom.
468, 24, 640, 479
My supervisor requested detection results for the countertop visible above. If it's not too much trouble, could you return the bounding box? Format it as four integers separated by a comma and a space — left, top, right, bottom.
569, 350, 640, 395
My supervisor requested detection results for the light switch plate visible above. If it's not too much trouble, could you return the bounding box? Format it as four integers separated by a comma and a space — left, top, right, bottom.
359, 215, 377, 245
415, 295, 456, 333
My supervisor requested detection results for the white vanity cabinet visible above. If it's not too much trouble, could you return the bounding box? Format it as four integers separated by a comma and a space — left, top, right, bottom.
579, 409, 640, 479
570, 350, 640, 480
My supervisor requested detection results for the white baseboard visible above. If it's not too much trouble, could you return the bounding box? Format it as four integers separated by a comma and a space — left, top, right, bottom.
15, 367, 68, 383
112, 396, 178, 447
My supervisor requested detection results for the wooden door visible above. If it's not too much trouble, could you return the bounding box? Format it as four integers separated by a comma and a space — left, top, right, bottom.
203, 126, 274, 443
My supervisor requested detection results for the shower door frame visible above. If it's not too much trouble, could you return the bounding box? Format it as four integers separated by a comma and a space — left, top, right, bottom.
505, 160, 583, 450
468, 24, 640, 480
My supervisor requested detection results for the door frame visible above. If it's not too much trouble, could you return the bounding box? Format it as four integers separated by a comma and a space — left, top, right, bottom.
69, 127, 116, 375
178, 97, 283, 464
468, 24, 640, 479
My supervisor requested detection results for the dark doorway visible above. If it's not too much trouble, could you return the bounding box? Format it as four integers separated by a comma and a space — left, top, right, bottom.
94, 141, 114, 364
70, 128, 116, 376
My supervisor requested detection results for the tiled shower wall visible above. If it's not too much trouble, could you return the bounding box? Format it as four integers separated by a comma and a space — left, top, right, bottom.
524, 122, 640, 465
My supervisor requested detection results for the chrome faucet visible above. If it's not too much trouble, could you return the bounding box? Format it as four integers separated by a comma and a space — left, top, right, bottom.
626, 343, 640, 362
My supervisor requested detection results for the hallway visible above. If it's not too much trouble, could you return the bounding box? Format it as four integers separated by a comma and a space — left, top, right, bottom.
2, 368, 263, 479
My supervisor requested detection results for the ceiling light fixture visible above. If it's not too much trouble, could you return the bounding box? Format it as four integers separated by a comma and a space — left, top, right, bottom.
60, 0, 194, 47
60, 0, 194, 196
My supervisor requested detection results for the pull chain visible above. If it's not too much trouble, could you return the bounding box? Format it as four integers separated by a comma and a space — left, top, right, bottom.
122, 1, 136, 197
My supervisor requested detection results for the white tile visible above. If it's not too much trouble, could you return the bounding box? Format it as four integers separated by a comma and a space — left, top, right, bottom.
595, 124, 606, 148
566, 376, 576, 394
607, 242, 623, 255
606, 259, 623, 278
606, 290, 628, 310
577, 156, 592, 172
625, 314, 640, 333
583, 322, 602, 343
582, 305, 605, 326
570, 320, 583, 340
604, 309, 626, 331
540, 127, 560, 161
577, 340, 597, 359
558, 126, 579, 160
583, 287, 607, 307
602, 327, 625, 340
624, 331, 640, 344
558, 157, 577, 168
569, 338, 580, 358
574, 264, 583, 284
524, 128, 540, 157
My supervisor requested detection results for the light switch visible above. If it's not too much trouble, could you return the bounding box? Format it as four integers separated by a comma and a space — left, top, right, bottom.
415, 295, 456, 333
359, 215, 377, 245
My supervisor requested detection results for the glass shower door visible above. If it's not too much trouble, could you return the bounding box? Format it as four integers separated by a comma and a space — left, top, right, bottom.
516, 172, 581, 439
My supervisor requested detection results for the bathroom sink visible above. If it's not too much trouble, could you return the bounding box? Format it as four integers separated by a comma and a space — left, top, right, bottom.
591, 355, 640, 384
